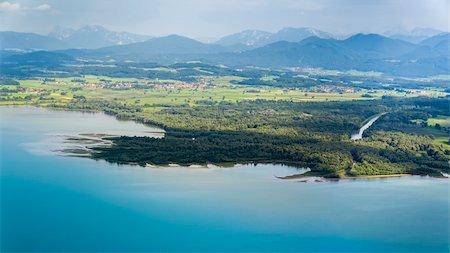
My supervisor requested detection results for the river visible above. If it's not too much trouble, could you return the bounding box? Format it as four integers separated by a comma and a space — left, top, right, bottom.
351, 114, 383, 140
1, 106, 449, 252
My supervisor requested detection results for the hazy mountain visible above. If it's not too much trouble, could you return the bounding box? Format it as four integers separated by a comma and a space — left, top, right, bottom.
71, 34, 228, 62
216, 33, 447, 76
226, 36, 359, 68
48, 26, 76, 40
98, 34, 227, 55
433, 39, 449, 55
401, 33, 450, 59
390, 35, 429, 44
215, 29, 273, 47
387, 27, 443, 44
341, 33, 416, 58
5, 28, 448, 77
65, 32, 447, 76
231, 33, 416, 66
268, 27, 334, 43
216, 27, 334, 48
0, 31, 69, 51
48, 25, 151, 49
419, 32, 450, 47
0, 25, 151, 52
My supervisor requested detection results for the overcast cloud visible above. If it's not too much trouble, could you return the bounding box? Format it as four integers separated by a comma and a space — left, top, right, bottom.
0, 0, 448, 39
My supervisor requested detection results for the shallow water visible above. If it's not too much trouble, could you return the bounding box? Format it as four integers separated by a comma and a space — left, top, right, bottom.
1, 106, 449, 252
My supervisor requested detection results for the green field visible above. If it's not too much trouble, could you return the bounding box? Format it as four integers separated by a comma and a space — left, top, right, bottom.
427, 116, 450, 127
1, 76, 446, 108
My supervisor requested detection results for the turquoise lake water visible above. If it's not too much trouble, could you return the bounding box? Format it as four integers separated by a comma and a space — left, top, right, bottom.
1, 106, 449, 252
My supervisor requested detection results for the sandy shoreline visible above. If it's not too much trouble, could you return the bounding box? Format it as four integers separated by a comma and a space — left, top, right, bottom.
279, 172, 449, 182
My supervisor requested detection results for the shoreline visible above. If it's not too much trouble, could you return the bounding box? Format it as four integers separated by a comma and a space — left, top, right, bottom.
107, 158, 450, 180
345, 173, 411, 179
277, 172, 449, 181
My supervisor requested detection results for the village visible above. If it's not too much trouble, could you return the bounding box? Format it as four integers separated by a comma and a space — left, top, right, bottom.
42, 78, 211, 90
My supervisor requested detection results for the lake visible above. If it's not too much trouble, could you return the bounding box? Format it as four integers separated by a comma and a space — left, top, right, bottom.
1, 106, 449, 252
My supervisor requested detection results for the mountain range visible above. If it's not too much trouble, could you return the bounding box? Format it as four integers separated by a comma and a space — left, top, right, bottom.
0, 25, 151, 50
215, 27, 333, 49
1, 26, 448, 77
220, 33, 449, 76
3, 25, 444, 51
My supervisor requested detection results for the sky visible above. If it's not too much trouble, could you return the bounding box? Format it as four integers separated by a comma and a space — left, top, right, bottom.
0, 0, 448, 40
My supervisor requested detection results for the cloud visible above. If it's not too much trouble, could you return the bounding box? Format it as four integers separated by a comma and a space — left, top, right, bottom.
36, 3, 51, 11
0, 1, 21, 11
0, 1, 51, 12
1, 0, 448, 36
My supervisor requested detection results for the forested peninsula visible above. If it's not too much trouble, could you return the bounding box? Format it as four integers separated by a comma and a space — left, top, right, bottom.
82, 97, 450, 178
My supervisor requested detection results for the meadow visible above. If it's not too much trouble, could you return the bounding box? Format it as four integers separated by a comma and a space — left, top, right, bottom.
1, 74, 446, 107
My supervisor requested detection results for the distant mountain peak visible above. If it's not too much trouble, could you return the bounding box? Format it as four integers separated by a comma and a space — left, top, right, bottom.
345, 33, 412, 45
386, 27, 443, 37
215, 27, 333, 48
276, 27, 332, 35
278, 27, 320, 33
48, 25, 75, 40
343, 33, 416, 58
385, 27, 444, 44
348, 33, 385, 39
78, 24, 108, 32
240, 29, 270, 34
163, 34, 189, 39
410, 27, 443, 36
215, 29, 273, 47
47, 25, 151, 49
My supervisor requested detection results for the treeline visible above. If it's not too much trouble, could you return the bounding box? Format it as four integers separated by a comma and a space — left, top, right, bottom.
0, 78, 20, 86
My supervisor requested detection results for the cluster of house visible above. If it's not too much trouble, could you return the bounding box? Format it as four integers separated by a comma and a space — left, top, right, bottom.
43, 78, 210, 90
19, 87, 47, 94
81, 82, 135, 89
315, 85, 355, 93
152, 81, 209, 89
